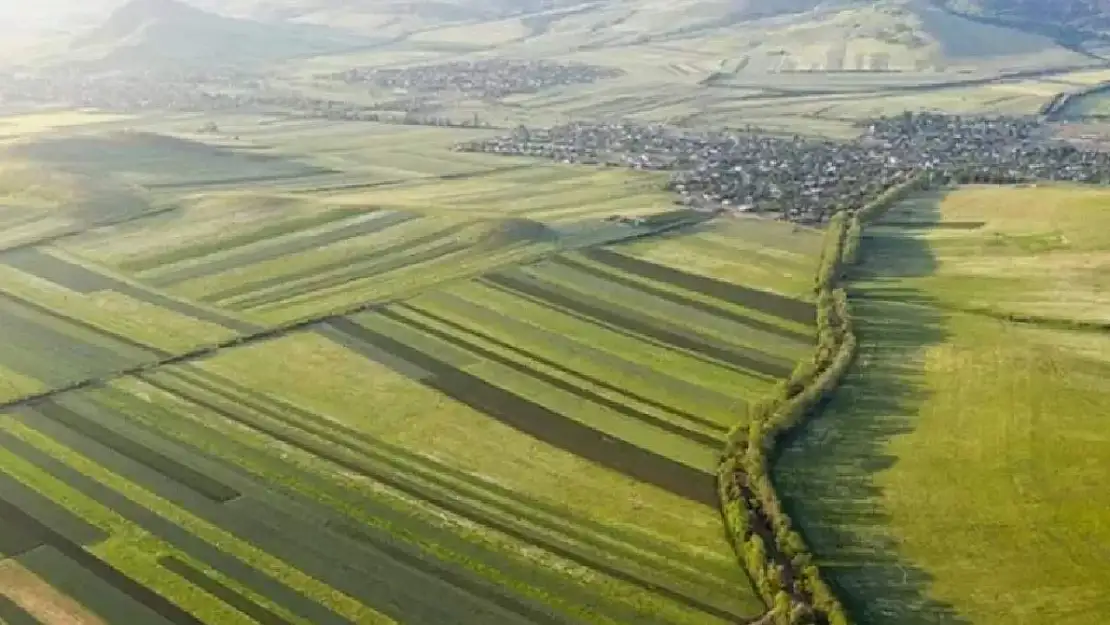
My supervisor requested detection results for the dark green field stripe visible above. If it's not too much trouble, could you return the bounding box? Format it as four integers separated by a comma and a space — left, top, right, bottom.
120, 207, 375, 273
399, 303, 729, 433
159, 557, 294, 625
203, 222, 474, 306
0, 496, 204, 625
0, 292, 169, 358
153, 368, 751, 622
582, 248, 816, 325
482, 272, 794, 379
0, 473, 107, 547
0, 595, 41, 625
146, 211, 420, 288
28, 401, 240, 503
0, 518, 43, 559
552, 255, 813, 342
0, 432, 355, 625
231, 240, 471, 312
318, 524, 574, 625
377, 307, 722, 447
0, 248, 258, 334
0, 304, 146, 387
323, 317, 718, 506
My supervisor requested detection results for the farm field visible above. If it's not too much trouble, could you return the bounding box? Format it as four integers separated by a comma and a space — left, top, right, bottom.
615, 216, 826, 301
0, 247, 814, 623
776, 184, 1110, 624
0, 111, 830, 624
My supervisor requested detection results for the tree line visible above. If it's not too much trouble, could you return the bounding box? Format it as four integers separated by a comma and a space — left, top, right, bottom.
716, 173, 930, 625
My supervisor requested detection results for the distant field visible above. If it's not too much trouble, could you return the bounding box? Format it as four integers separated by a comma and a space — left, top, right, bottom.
777, 184, 1110, 625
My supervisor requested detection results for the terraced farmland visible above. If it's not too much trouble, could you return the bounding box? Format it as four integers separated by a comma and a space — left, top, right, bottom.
0, 114, 826, 623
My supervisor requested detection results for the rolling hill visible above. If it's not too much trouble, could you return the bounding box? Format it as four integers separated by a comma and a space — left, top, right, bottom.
60, 0, 370, 72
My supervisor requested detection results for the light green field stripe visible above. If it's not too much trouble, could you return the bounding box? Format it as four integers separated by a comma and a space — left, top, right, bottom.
247, 243, 552, 326
43, 248, 257, 331
0, 277, 234, 354
525, 260, 811, 362
382, 305, 727, 442
121, 206, 372, 275
407, 290, 747, 426
564, 250, 816, 337
109, 376, 728, 625
0, 295, 151, 360
351, 311, 718, 472
162, 213, 442, 300
448, 280, 775, 401
141, 210, 415, 282
0, 418, 397, 625
0, 365, 47, 404
213, 231, 466, 311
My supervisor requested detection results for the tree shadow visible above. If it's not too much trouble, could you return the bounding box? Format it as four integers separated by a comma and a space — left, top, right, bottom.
774, 190, 972, 625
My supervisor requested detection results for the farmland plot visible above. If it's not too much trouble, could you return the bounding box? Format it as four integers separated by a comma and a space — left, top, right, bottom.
0, 329, 766, 624
777, 185, 1110, 625
0, 117, 832, 623
614, 217, 827, 300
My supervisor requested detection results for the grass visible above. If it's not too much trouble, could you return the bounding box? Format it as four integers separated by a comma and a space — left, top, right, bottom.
0, 265, 236, 353
615, 216, 826, 301
0, 111, 838, 624
866, 185, 1110, 323
134, 331, 764, 623
776, 184, 1110, 625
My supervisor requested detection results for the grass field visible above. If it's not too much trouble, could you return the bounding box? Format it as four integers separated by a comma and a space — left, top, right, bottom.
0, 111, 831, 623
776, 184, 1110, 625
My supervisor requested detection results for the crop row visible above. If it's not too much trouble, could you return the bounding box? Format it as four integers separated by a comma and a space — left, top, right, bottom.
142, 360, 756, 623
0, 247, 257, 333
0, 328, 759, 625
323, 316, 718, 504
581, 248, 817, 326
142, 210, 420, 289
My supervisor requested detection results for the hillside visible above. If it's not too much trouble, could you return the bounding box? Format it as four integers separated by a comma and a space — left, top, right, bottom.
61, 0, 369, 71
943, 0, 1110, 45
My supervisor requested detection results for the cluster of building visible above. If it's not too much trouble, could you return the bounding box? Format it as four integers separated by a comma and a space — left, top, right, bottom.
456, 113, 1110, 223
0, 70, 503, 128
325, 59, 624, 99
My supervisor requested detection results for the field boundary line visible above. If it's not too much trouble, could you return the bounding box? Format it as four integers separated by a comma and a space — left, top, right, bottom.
715, 174, 927, 625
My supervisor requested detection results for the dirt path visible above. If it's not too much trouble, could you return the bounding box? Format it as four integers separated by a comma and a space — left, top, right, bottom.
0, 558, 108, 625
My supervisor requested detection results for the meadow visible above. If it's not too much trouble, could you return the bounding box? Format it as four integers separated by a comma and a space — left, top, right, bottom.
776, 184, 1110, 624
0, 111, 828, 623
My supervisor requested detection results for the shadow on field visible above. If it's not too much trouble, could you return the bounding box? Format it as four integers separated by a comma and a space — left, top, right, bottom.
775, 193, 971, 625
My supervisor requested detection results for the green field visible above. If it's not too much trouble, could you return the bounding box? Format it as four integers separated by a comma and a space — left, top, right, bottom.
0, 112, 831, 623
776, 184, 1110, 624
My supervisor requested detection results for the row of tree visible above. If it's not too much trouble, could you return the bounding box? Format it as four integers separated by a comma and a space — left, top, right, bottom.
716, 173, 931, 624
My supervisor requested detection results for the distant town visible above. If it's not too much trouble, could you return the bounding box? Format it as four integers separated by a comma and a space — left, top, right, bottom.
457, 113, 1110, 223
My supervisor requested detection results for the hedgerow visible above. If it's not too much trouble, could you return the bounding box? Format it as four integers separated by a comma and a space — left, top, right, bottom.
717, 174, 930, 624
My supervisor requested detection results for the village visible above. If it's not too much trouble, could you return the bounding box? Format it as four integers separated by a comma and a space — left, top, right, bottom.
323, 59, 625, 99
455, 113, 1110, 223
